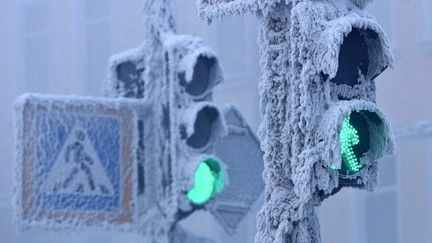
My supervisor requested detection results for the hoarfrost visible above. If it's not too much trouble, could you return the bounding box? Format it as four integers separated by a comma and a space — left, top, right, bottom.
103, 0, 229, 241
198, 0, 395, 242
13, 94, 149, 232
196, 0, 373, 22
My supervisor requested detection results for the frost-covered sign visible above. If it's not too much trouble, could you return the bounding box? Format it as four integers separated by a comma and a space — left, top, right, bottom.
211, 105, 264, 234
198, 0, 395, 242
14, 94, 146, 230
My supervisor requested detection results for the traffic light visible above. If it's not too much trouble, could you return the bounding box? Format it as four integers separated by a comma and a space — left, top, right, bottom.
197, 0, 395, 241
163, 34, 227, 215
197, 0, 394, 195
297, 1, 395, 195
104, 32, 264, 240
105, 34, 227, 194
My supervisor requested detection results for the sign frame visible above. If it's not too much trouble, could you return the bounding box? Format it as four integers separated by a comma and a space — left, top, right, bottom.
14, 94, 147, 230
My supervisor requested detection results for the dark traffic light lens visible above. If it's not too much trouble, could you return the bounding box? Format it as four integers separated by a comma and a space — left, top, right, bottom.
338, 111, 371, 175
179, 55, 217, 97
330, 28, 379, 86
186, 157, 224, 205
116, 61, 145, 98
186, 106, 219, 149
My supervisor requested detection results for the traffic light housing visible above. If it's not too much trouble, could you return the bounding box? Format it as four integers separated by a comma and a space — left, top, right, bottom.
197, 0, 395, 195
197, 0, 395, 240
286, 1, 395, 199
163, 34, 227, 214
104, 36, 228, 240
105, 31, 265, 238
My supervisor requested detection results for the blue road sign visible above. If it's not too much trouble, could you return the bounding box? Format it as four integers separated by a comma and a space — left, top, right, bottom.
14, 94, 147, 230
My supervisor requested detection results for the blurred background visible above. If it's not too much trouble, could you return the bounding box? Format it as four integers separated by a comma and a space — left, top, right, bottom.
0, 0, 431, 242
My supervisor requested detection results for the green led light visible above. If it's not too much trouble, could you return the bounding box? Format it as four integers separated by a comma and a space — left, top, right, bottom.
187, 158, 224, 205
340, 116, 363, 175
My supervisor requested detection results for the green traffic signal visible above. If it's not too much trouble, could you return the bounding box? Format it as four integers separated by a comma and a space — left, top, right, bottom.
339, 116, 363, 175
187, 157, 224, 205
330, 110, 385, 176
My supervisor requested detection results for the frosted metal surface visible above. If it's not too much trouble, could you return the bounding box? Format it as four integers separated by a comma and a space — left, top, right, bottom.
212, 105, 264, 234
198, 0, 395, 242
14, 94, 148, 231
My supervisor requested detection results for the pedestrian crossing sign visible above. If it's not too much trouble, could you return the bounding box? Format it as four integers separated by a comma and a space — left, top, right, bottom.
14, 94, 145, 230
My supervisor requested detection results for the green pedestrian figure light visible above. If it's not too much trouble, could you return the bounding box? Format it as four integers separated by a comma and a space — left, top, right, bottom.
339, 116, 363, 175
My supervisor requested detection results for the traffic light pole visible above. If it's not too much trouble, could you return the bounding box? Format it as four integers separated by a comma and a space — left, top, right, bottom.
200, 2, 324, 241
255, 5, 323, 242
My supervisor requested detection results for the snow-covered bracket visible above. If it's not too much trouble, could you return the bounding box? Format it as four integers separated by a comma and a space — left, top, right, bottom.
14, 94, 150, 231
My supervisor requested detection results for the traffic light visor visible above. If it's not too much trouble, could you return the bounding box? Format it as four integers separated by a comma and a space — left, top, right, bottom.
178, 53, 223, 99
316, 18, 393, 85
181, 102, 226, 150
104, 47, 145, 98
330, 28, 372, 87
187, 157, 224, 205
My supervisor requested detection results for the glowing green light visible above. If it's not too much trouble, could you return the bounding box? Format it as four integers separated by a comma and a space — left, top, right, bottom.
187, 158, 224, 205
340, 116, 363, 175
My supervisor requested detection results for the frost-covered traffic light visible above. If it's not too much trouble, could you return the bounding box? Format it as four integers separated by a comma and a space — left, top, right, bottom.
104, 35, 227, 240
308, 5, 395, 194
162, 34, 227, 213
197, 0, 395, 241
104, 32, 264, 240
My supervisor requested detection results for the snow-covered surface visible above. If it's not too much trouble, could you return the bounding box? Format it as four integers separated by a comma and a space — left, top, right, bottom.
158, 33, 230, 242
315, 100, 394, 192
13, 94, 148, 232
103, 1, 236, 241
196, 0, 373, 22
198, 0, 394, 242
180, 101, 227, 146
210, 105, 265, 235
103, 46, 146, 98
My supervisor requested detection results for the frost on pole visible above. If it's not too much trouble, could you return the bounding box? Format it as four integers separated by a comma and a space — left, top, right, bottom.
14, 94, 149, 230
198, 0, 395, 242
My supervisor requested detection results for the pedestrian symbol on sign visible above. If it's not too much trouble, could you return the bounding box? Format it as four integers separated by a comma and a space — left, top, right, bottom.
43, 126, 114, 196
15, 94, 143, 229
